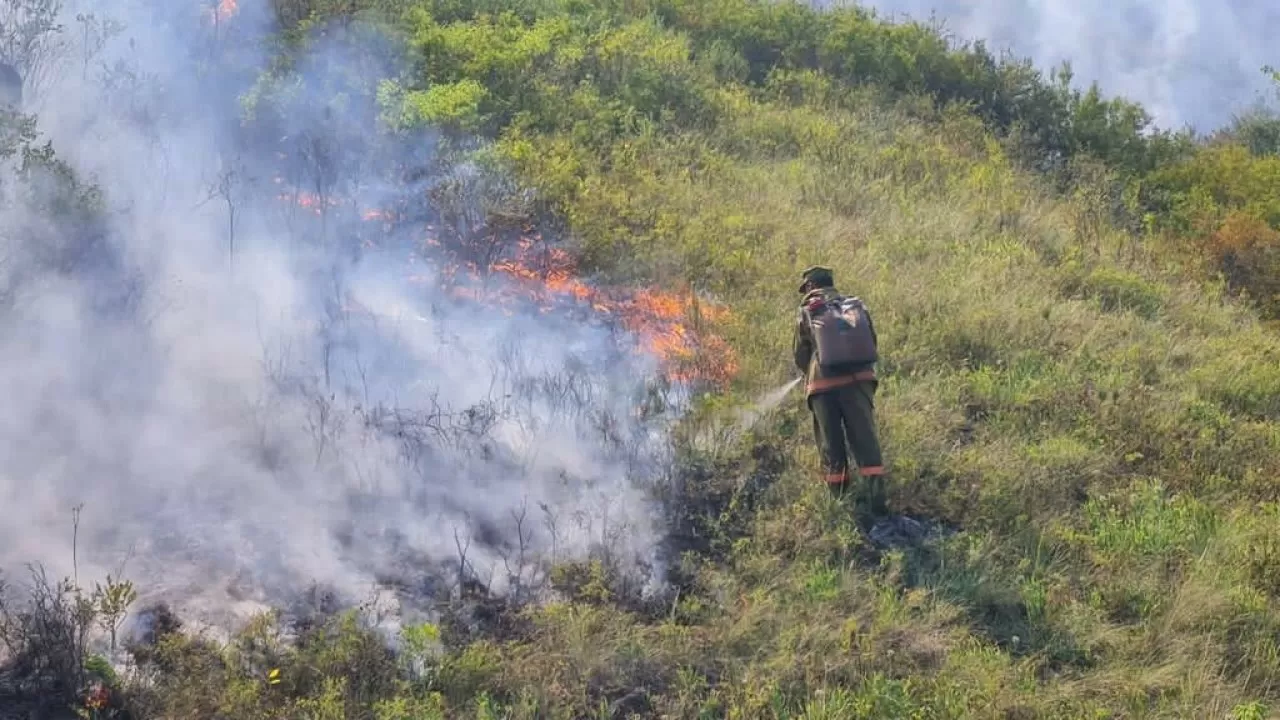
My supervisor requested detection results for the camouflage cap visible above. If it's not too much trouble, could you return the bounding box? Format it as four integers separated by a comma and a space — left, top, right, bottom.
799, 265, 834, 292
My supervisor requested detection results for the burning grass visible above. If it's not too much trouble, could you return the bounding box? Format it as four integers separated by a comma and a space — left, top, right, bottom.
281, 185, 740, 391
485, 235, 739, 389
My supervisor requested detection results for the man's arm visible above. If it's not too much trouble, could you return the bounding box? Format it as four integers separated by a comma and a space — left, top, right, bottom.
792, 307, 812, 375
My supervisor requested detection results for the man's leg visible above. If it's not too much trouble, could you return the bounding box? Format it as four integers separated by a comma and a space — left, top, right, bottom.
808, 392, 850, 497
839, 380, 887, 514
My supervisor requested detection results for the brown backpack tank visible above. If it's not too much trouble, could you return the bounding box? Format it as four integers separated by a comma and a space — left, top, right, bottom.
804, 294, 877, 369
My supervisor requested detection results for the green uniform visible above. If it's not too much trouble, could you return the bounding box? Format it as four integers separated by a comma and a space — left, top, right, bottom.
792, 282, 886, 509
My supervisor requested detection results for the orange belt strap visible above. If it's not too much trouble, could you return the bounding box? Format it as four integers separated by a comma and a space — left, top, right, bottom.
807, 369, 876, 395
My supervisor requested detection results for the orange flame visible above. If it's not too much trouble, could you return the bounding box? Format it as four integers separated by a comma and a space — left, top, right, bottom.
484, 236, 738, 388
279, 191, 342, 215
214, 0, 238, 21
84, 682, 110, 710
274, 190, 737, 387
281, 193, 394, 224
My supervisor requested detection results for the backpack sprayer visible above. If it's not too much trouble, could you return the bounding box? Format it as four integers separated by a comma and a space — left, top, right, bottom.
803, 293, 878, 370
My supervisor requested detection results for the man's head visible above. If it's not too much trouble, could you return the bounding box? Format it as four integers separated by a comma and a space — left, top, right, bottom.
798, 265, 834, 294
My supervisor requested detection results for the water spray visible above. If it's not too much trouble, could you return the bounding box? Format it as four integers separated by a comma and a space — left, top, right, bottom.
728, 376, 802, 435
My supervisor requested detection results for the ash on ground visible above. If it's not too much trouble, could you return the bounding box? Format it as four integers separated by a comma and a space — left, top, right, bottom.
865, 514, 953, 550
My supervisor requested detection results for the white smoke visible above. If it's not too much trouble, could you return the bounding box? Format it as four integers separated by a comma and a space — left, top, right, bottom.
0, 0, 682, 630
835, 0, 1279, 133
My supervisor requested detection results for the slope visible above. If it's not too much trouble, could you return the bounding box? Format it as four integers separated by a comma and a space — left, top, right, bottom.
3, 0, 1280, 718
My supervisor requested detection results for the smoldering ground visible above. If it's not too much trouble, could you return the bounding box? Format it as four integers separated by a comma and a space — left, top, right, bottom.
0, 0, 686, 635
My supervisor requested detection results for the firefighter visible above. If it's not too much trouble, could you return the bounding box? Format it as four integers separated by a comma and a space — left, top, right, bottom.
792, 265, 887, 513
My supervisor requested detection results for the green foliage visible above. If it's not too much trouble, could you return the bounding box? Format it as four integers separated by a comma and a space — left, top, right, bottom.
0, 107, 103, 219
1072, 265, 1166, 318
14, 0, 1280, 717
1141, 142, 1280, 317
378, 0, 1195, 183
378, 77, 487, 131
0, 563, 140, 717
87, 576, 137, 653
1080, 479, 1217, 560
373, 0, 1280, 323
1226, 108, 1280, 156
315, 6, 1280, 711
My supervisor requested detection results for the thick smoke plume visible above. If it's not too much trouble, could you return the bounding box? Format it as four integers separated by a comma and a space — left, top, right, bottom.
0, 0, 684, 632
841, 0, 1279, 133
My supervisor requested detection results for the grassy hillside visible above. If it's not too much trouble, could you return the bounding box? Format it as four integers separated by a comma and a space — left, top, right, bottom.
6, 1, 1280, 718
